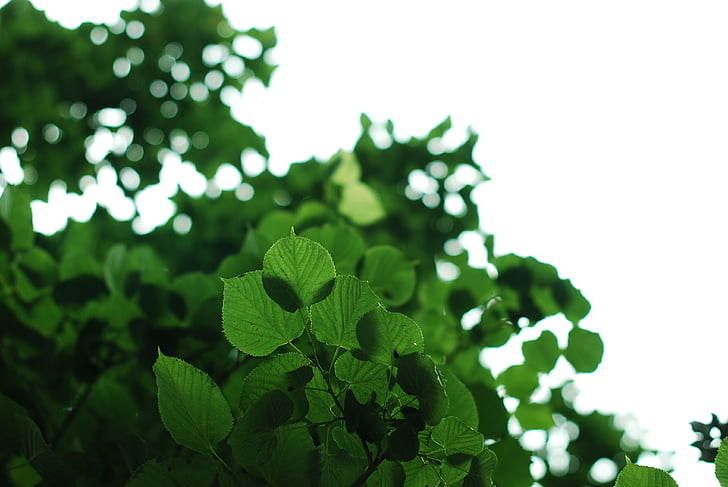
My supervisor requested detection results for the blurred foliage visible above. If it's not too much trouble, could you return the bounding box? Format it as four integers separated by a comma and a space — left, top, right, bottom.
0, 0, 653, 485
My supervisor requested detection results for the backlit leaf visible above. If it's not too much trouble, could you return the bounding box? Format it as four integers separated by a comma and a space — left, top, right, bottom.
614, 458, 679, 487
262, 232, 336, 312
357, 308, 424, 365
716, 438, 728, 487
153, 350, 233, 453
431, 416, 484, 456
311, 275, 379, 349
334, 352, 389, 403
222, 271, 304, 356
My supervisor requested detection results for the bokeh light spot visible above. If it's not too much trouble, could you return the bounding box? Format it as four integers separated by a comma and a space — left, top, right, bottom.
112, 57, 131, 78
90, 26, 108, 45
204, 70, 224, 90
160, 101, 178, 118
214, 163, 242, 190
233, 35, 263, 58
126, 20, 145, 39
172, 213, 192, 234
11, 127, 29, 148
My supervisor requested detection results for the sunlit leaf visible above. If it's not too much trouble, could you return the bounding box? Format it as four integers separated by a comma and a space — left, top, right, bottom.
262, 232, 336, 312
222, 271, 304, 356
311, 275, 379, 349
614, 458, 679, 487
334, 352, 389, 403
431, 416, 484, 456
357, 308, 424, 365
153, 350, 233, 453
716, 438, 728, 487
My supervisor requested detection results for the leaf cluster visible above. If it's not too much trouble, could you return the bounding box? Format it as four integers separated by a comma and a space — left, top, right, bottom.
0, 0, 656, 486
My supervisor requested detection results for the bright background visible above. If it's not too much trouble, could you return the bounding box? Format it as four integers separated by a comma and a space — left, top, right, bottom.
7, 0, 728, 485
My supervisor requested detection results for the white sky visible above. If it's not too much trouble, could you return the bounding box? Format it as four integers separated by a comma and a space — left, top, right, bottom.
5, 0, 728, 485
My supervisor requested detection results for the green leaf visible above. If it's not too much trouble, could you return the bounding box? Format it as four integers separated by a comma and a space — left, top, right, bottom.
614, 458, 679, 487
240, 353, 312, 421
364, 460, 405, 487
222, 271, 304, 356
334, 352, 389, 403
439, 366, 479, 430
497, 364, 539, 400
387, 419, 420, 461
463, 449, 498, 487
301, 223, 365, 276
262, 233, 336, 312
229, 391, 316, 486
359, 245, 416, 306
357, 308, 424, 365
311, 275, 379, 349
229, 390, 294, 472
153, 350, 233, 454
396, 353, 448, 426
716, 438, 728, 487
522, 330, 560, 373
563, 327, 604, 373
402, 457, 441, 487
441, 454, 473, 485
431, 416, 484, 456
125, 456, 217, 487
339, 181, 386, 225
514, 402, 555, 431
305, 367, 337, 423
320, 437, 366, 487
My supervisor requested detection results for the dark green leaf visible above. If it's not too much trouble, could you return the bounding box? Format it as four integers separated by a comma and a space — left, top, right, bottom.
240, 353, 312, 421
396, 353, 448, 426
463, 449, 498, 487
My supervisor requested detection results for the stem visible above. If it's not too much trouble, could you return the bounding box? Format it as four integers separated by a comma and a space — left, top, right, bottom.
50, 379, 95, 449
350, 454, 386, 487
209, 445, 235, 476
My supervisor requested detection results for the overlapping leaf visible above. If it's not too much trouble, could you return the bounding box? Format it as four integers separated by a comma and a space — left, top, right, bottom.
262, 233, 336, 312
311, 275, 379, 349
222, 270, 304, 356
357, 308, 424, 365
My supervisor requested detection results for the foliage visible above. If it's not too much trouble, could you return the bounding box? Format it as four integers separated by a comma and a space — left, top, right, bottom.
0, 0, 654, 485
610, 438, 728, 487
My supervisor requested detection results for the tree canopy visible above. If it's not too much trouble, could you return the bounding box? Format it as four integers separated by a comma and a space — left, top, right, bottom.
0, 1, 662, 486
